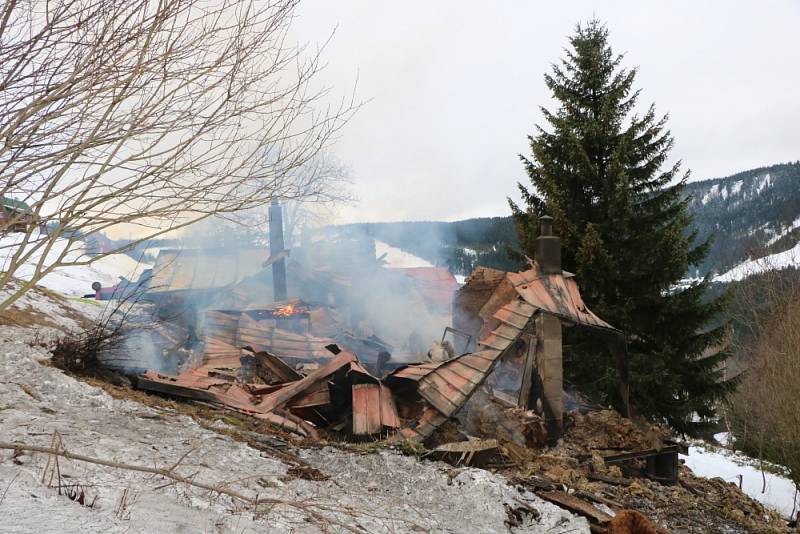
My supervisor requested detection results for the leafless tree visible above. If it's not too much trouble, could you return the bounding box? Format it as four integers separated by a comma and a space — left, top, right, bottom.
724, 255, 800, 508
195, 150, 354, 248
0, 0, 356, 310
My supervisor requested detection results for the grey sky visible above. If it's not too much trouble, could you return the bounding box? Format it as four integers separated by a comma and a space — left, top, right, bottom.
292, 1, 800, 224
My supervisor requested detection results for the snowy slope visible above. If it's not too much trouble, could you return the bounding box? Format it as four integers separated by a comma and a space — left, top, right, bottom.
0, 233, 152, 297
714, 240, 800, 282
375, 240, 434, 268
683, 441, 799, 518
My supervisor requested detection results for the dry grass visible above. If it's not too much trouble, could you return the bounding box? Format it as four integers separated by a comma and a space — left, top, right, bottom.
0, 306, 62, 329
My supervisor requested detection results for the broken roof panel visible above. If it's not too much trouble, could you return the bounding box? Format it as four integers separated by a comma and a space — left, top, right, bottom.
352, 383, 400, 435
400, 406, 450, 440
508, 262, 615, 331
388, 348, 504, 423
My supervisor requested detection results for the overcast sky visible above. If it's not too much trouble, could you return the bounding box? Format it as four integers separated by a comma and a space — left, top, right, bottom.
291, 1, 800, 224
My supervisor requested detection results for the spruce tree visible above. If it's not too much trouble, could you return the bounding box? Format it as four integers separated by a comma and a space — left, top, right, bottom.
510, 20, 735, 434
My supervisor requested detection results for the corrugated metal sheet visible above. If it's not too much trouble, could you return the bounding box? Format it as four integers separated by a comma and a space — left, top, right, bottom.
202, 310, 242, 368
388, 348, 506, 440
415, 349, 503, 417
257, 351, 356, 412
149, 248, 268, 292
352, 384, 382, 435
478, 299, 533, 351
507, 262, 615, 330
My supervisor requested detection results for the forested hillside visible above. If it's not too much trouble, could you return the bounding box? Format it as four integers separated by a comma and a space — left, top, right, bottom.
685, 162, 800, 276
341, 162, 800, 278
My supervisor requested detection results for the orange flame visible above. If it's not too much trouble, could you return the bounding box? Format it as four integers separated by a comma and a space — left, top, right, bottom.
273, 303, 301, 317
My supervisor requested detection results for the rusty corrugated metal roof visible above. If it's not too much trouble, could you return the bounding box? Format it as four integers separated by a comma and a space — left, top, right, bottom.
415, 349, 503, 417
237, 326, 333, 361
388, 348, 506, 440
149, 248, 268, 293
352, 383, 400, 435
507, 262, 615, 330
400, 406, 450, 440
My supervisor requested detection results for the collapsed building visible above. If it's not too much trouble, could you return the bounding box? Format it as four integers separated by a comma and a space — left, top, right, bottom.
132, 211, 630, 449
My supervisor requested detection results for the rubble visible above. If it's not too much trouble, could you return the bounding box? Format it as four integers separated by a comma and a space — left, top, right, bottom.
506, 410, 789, 533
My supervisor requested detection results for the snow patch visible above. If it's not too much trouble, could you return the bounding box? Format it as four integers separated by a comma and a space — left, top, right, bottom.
682, 443, 799, 518
701, 184, 720, 205
0, 326, 591, 533
375, 240, 434, 268
755, 173, 773, 195
714, 241, 800, 282
766, 216, 800, 246
0, 233, 151, 297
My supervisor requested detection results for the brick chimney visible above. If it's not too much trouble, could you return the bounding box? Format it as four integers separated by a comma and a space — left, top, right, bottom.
535, 215, 561, 274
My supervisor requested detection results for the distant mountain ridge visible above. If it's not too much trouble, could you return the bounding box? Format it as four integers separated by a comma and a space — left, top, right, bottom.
337, 161, 800, 278
684, 162, 800, 276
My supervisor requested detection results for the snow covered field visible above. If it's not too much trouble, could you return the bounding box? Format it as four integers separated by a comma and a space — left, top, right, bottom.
0, 233, 151, 297
682, 436, 799, 519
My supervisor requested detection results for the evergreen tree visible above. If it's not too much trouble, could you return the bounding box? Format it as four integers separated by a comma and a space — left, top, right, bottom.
509, 20, 735, 433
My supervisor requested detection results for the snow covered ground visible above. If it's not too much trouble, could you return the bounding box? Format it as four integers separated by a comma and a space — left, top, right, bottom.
682, 437, 799, 519
0, 233, 151, 297
375, 240, 434, 268
714, 240, 800, 282
0, 309, 589, 533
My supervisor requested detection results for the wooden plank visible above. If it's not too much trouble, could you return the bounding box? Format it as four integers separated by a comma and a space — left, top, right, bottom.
537, 491, 613, 524
257, 351, 356, 413
247, 348, 302, 382
518, 332, 537, 408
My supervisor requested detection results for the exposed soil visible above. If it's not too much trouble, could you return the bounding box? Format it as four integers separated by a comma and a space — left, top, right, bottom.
500, 410, 789, 533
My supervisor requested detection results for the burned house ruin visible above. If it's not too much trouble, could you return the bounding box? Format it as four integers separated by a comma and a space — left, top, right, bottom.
129, 210, 627, 447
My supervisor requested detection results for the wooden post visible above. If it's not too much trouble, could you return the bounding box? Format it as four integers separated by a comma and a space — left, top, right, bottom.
518, 323, 537, 409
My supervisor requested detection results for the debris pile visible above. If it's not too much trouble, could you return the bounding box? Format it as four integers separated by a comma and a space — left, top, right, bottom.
507, 410, 788, 533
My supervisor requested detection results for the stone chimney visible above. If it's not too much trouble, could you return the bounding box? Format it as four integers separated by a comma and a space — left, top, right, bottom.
535, 215, 561, 274
534, 215, 563, 442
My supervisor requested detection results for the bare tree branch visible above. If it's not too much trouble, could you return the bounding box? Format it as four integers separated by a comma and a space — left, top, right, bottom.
0, 0, 357, 310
